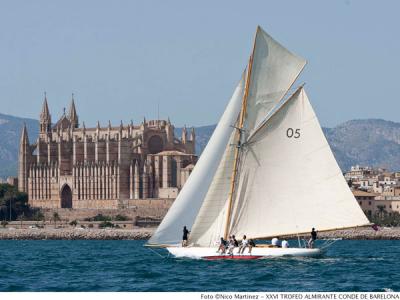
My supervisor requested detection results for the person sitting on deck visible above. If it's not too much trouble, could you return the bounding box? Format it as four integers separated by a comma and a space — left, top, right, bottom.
217, 237, 227, 254
238, 235, 249, 254
281, 240, 289, 248
308, 228, 317, 248
227, 236, 236, 255
248, 239, 256, 254
271, 237, 281, 247
232, 235, 239, 247
182, 226, 190, 247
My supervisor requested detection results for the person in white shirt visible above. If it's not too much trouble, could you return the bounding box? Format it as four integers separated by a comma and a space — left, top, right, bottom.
238, 235, 249, 254
281, 240, 289, 248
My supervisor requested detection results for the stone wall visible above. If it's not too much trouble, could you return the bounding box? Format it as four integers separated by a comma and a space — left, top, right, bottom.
41, 198, 174, 222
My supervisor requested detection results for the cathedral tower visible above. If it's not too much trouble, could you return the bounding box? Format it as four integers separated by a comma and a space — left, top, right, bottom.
68, 94, 79, 129
18, 123, 30, 193
39, 94, 51, 138
181, 125, 187, 144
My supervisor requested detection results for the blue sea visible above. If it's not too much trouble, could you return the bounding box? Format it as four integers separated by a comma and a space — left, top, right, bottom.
0, 240, 398, 292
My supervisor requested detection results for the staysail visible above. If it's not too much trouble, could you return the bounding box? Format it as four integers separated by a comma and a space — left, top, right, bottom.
187, 125, 237, 247
146, 72, 245, 246
228, 88, 370, 239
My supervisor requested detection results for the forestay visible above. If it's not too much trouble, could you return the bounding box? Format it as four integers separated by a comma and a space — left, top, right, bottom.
147, 73, 245, 246
229, 88, 370, 238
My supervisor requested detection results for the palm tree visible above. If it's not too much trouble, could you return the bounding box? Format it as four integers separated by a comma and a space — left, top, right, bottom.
52, 212, 61, 228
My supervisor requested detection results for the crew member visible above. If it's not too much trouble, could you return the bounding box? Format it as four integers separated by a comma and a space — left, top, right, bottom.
308, 228, 317, 248
182, 226, 190, 247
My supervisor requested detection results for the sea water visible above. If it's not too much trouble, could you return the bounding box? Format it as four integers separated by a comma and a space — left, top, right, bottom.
0, 240, 398, 292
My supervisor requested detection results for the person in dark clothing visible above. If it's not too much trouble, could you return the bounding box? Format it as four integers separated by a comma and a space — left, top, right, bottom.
308, 228, 317, 248
182, 226, 190, 247
248, 239, 256, 254
217, 237, 228, 254
232, 235, 239, 247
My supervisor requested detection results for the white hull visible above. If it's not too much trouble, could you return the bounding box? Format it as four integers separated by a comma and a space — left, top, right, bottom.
167, 246, 322, 259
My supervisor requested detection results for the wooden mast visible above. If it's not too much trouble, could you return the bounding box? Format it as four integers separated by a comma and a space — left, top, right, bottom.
223, 26, 259, 240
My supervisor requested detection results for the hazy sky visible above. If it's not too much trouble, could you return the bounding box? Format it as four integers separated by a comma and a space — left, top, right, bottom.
0, 0, 399, 128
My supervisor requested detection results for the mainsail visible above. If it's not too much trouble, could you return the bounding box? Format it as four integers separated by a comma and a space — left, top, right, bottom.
228, 87, 370, 239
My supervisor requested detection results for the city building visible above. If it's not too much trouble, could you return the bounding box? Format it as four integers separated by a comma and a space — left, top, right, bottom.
349, 166, 400, 218
18, 95, 197, 209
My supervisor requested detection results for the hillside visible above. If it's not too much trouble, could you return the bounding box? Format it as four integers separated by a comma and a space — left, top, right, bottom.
0, 113, 38, 178
1, 114, 400, 178
323, 119, 400, 172
185, 119, 400, 172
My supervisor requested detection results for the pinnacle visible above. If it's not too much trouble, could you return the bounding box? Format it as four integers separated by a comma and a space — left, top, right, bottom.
40, 94, 51, 120
68, 95, 78, 121
20, 123, 29, 144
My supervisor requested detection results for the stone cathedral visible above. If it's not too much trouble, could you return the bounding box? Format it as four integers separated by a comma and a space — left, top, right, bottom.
18, 96, 197, 209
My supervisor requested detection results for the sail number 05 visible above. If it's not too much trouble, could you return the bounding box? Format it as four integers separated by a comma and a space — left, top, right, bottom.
286, 128, 301, 138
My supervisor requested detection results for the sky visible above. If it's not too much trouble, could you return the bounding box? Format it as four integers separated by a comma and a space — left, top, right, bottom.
0, 0, 399, 128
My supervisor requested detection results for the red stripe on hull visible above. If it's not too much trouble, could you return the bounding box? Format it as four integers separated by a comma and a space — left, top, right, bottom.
202, 255, 263, 260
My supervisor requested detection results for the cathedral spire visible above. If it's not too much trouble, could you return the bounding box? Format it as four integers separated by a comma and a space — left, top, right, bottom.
20, 122, 29, 145
68, 93, 79, 128
190, 127, 195, 141
181, 125, 187, 144
40, 92, 51, 137
190, 127, 196, 154
18, 122, 30, 193
40, 92, 50, 119
96, 121, 100, 140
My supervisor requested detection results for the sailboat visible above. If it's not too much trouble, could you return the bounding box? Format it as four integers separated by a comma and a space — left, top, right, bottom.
146, 26, 370, 259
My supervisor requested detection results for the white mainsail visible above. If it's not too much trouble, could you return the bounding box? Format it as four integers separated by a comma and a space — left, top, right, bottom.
147, 72, 245, 246
228, 87, 370, 239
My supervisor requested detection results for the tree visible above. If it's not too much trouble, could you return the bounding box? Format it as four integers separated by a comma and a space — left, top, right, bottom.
376, 205, 387, 220
17, 212, 25, 229
0, 184, 29, 221
69, 220, 78, 227
52, 212, 61, 228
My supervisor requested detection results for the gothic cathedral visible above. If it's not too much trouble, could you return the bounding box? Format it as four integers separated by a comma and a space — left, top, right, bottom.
18, 95, 197, 209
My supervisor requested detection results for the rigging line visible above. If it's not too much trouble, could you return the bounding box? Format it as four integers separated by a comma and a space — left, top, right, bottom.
147, 246, 169, 259
320, 239, 340, 250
